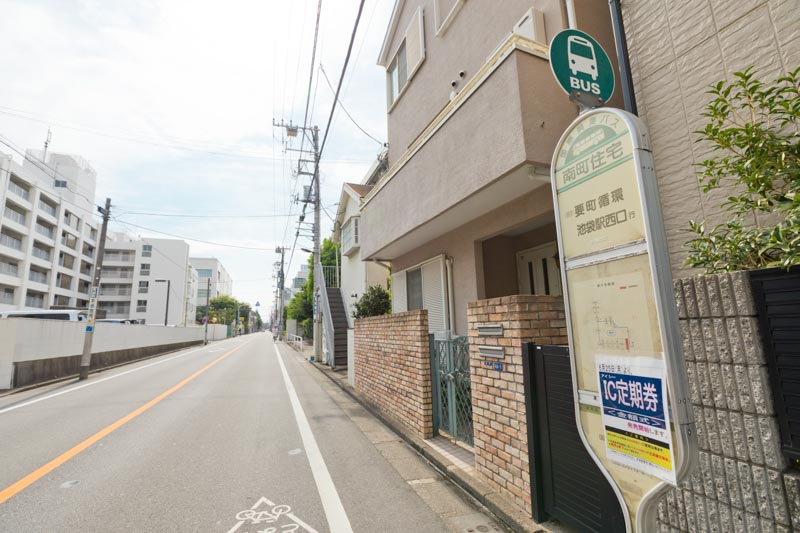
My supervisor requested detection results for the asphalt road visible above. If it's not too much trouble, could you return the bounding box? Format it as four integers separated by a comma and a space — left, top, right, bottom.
0, 333, 500, 533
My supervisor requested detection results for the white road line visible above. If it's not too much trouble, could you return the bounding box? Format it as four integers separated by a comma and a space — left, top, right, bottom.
274, 342, 354, 533
0, 341, 239, 415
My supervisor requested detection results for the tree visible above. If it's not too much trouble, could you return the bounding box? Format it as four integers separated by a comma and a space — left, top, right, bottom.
352, 285, 391, 319
285, 238, 341, 338
686, 67, 800, 272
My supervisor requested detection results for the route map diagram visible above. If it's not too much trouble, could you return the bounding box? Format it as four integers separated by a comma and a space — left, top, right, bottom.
567, 253, 661, 388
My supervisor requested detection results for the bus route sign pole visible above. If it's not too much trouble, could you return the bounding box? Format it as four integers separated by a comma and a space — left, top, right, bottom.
548, 29, 698, 532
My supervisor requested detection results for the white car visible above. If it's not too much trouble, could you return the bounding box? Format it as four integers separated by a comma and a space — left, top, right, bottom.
568, 35, 598, 81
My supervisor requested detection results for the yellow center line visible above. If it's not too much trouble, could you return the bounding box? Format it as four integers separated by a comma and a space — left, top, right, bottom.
0, 338, 254, 504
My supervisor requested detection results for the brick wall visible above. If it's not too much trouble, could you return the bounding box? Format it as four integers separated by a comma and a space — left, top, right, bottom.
353, 310, 433, 439
658, 272, 800, 532
467, 295, 567, 514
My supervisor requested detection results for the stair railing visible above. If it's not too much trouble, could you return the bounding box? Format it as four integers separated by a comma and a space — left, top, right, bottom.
315, 258, 337, 368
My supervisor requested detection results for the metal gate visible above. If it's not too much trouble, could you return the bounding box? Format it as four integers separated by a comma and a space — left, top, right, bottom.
430, 335, 474, 446
523, 343, 625, 532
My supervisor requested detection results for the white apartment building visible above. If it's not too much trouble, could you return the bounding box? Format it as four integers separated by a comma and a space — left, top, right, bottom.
190, 257, 232, 308
98, 234, 195, 325
0, 150, 100, 311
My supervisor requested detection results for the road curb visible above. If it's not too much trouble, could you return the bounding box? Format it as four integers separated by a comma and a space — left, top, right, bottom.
298, 348, 551, 533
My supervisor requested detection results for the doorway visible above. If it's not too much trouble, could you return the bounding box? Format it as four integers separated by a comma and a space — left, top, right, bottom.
516, 242, 562, 296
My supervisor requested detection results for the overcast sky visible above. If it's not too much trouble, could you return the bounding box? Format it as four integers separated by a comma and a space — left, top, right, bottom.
0, 0, 394, 318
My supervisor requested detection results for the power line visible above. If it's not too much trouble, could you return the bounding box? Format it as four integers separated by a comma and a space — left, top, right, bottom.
318, 0, 367, 159
111, 218, 276, 251
319, 64, 383, 145
0, 110, 371, 164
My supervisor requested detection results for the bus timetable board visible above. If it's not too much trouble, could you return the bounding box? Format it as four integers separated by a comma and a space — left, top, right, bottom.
550, 107, 698, 532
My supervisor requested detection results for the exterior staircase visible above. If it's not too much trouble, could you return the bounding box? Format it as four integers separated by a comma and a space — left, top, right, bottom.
326, 288, 349, 369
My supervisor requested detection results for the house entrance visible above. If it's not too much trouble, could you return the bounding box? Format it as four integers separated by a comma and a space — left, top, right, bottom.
523, 343, 625, 532
516, 242, 562, 297
430, 335, 474, 446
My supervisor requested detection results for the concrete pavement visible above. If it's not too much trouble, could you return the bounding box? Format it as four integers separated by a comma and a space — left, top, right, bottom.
0, 333, 503, 532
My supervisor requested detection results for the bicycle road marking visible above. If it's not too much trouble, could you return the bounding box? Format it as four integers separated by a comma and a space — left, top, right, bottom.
274, 341, 353, 533
227, 496, 318, 533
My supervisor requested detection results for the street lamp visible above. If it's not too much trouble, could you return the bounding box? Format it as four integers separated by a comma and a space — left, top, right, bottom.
154, 279, 170, 326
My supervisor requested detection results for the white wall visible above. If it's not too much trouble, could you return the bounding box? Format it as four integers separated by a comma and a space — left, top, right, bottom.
207, 323, 228, 341
0, 318, 203, 388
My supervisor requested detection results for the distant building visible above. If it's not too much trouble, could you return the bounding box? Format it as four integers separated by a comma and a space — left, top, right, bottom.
0, 149, 100, 311
98, 234, 195, 325
190, 257, 232, 308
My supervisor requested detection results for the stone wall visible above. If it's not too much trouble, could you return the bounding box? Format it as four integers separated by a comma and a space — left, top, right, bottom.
466, 295, 568, 515
659, 271, 800, 532
353, 310, 433, 439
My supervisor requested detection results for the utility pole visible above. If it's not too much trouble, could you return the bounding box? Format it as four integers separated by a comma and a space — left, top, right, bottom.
203, 278, 211, 344
274, 119, 321, 360
311, 126, 322, 365
79, 197, 111, 381
275, 246, 285, 338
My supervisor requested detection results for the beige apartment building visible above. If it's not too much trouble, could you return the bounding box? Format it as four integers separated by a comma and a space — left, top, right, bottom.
353, 1, 800, 532
361, 0, 620, 336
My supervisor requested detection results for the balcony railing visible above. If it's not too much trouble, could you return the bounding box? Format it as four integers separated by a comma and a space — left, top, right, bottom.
25, 295, 44, 308
136, 305, 147, 312
105, 253, 135, 263
61, 235, 78, 250
83, 246, 95, 259
105, 269, 133, 279
39, 202, 57, 217
78, 285, 90, 295
0, 262, 19, 277
58, 256, 75, 269
4, 207, 26, 226
57, 277, 73, 290
35, 224, 55, 240
8, 182, 30, 201
0, 233, 22, 251
99, 304, 130, 314
1, 290, 13, 305
32, 247, 51, 261
29, 270, 48, 284
100, 288, 132, 296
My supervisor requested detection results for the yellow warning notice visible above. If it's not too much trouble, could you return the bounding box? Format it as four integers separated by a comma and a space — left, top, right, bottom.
605, 426, 672, 471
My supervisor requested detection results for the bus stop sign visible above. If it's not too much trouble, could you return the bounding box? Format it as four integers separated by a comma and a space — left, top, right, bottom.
549, 29, 615, 106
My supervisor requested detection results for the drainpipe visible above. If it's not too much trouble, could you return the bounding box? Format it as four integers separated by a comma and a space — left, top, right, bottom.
445, 256, 456, 338
608, 0, 638, 115
563, 0, 577, 28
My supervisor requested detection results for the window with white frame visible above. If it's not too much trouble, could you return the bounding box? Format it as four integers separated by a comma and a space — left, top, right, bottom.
341, 216, 360, 256
385, 6, 425, 109
140, 263, 150, 276
141, 244, 152, 257
391, 255, 450, 336
138, 281, 149, 293
136, 300, 147, 312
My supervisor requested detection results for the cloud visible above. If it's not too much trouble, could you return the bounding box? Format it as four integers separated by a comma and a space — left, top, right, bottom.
0, 0, 393, 312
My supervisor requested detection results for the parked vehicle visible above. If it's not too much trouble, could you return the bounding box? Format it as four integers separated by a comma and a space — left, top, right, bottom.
0, 309, 88, 321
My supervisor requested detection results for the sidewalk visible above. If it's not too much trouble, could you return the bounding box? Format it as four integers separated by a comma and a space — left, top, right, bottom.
284, 341, 564, 533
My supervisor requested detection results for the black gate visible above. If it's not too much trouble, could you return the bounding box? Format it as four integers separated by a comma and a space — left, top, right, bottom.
522, 343, 625, 532
430, 335, 474, 446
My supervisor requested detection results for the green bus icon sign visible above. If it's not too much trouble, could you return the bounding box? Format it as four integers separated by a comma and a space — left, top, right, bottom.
550, 29, 615, 106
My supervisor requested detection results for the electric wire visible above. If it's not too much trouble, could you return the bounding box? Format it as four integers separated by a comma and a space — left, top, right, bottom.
318, 0, 367, 159
111, 218, 276, 251
319, 64, 383, 145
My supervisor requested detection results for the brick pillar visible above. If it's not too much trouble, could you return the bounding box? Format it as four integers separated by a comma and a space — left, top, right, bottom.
467, 294, 567, 514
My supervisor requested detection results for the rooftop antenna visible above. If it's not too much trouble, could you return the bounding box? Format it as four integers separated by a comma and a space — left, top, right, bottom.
42, 128, 52, 161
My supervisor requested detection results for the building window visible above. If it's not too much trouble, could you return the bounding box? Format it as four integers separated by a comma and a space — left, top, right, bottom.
197, 289, 209, 300
196, 269, 212, 278
342, 217, 360, 256
387, 40, 408, 106
406, 268, 423, 311
55, 180, 67, 188
139, 281, 149, 293
140, 263, 150, 276
136, 300, 147, 312
142, 244, 152, 257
